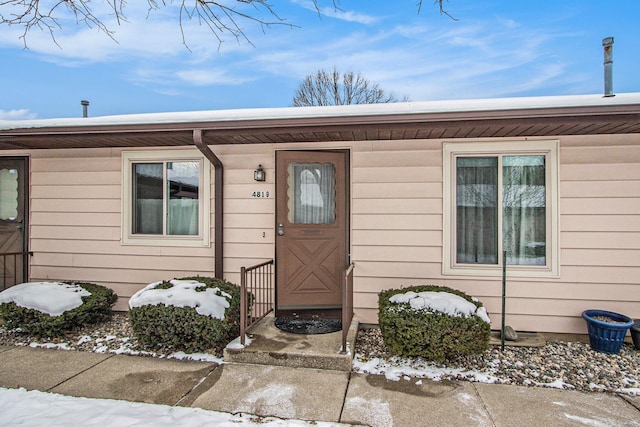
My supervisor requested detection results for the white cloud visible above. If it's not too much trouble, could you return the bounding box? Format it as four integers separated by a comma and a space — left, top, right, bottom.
0, 109, 38, 120
175, 69, 256, 86
290, 0, 379, 24
245, 14, 584, 102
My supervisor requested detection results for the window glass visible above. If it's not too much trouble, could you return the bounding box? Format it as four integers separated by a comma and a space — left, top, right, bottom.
132, 161, 200, 236
167, 161, 199, 236
0, 169, 18, 220
287, 163, 336, 224
132, 163, 163, 234
456, 157, 498, 264
456, 155, 546, 266
502, 155, 546, 265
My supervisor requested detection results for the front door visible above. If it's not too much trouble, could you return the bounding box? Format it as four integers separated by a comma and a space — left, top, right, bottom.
0, 157, 28, 289
275, 150, 348, 312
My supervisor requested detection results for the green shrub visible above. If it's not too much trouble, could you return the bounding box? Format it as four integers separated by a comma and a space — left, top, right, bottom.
378, 285, 490, 362
128, 276, 246, 354
0, 282, 117, 338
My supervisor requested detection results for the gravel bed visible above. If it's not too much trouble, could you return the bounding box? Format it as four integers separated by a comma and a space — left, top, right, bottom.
354, 328, 640, 395
1, 315, 639, 394
0, 313, 207, 359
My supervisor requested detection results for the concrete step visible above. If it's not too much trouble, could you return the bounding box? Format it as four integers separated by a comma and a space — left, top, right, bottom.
224, 316, 358, 372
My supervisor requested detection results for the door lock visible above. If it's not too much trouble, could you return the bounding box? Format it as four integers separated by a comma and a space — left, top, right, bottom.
277, 223, 285, 236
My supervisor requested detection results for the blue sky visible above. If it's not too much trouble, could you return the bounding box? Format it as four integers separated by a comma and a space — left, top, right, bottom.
1, 1, 639, 120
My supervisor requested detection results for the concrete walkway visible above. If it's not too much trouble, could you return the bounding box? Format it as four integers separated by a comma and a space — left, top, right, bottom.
0, 345, 638, 426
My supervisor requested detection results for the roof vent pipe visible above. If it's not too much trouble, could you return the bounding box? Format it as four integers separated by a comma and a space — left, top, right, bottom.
602, 37, 614, 97
81, 100, 90, 118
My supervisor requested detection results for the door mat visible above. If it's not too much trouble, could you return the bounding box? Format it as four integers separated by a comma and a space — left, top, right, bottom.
274, 317, 342, 335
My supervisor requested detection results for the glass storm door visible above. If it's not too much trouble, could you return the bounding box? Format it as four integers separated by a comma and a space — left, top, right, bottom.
275, 151, 347, 310
0, 157, 28, 289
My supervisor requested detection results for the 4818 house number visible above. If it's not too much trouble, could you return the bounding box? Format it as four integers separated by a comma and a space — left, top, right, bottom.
252, 191, 270, 198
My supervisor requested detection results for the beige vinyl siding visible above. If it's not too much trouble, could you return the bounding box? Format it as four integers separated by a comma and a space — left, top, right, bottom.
351, 139, 443, 325
350, 135, 640, 334
18, 133, 640, 334
28, 147, 217, 311
212, 145, 274, 286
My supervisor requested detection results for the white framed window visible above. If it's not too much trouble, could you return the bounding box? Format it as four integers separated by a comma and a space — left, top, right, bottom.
443, 140, 559, 278
122, 150, 210, 247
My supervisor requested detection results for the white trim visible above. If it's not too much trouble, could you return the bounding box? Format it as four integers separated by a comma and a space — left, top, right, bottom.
442, 140, 560, 278
121, 149, 211, 247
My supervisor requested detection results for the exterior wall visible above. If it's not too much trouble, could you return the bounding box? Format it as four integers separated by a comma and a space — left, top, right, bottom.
350, 134, 640, 335
27, 147, 217, 311
5, 133, 639, 333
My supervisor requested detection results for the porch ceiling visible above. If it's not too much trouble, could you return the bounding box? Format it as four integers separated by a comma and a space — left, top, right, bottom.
1, 106, 640, 150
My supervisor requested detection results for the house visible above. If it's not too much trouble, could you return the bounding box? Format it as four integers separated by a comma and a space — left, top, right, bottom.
1, 93, 639, 335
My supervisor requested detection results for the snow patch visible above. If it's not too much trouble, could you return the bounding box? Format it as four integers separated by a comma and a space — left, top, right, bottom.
129, 279, 231, 320
353, 355, 500, 384
226, 335, 252, 349
0, 282, 90, 316
389, 290, 491, 323
564, 413, 612, 427
0, 387, 348, 426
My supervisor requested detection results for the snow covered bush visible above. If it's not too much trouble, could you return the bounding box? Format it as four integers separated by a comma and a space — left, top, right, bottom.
0, 281, 117, 337
378, 285, 491, 362
128, 276, 245, 354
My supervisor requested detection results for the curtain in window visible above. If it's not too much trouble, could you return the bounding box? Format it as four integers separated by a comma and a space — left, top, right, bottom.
502, 156, 546, 265
456, 157, 498, 264
132, 161, 199, 236
456, 155, 547, 266
167, 161, 199, 236
0, 169, 18, 220
133, 163, 163, 234
287, 163, 336, 224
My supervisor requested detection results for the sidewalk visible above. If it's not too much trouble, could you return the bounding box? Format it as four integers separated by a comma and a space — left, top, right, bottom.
0, 345, 638, 426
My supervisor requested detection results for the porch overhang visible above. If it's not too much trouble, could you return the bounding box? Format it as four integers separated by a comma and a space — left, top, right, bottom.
1, 93, 640, 150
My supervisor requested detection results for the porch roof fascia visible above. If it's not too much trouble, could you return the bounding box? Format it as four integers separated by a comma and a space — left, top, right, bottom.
1, 93, 640, 148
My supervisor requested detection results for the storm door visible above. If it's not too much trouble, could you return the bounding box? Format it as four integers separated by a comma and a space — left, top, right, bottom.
0, 157, 28, 289
275, 151, 348, 312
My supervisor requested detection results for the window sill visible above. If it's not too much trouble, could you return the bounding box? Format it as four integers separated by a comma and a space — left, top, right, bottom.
443, 264, 559, 279
121, 235, 211, 248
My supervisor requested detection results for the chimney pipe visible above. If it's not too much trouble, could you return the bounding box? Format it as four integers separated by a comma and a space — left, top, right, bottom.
602, 37, 614, 97
81, 100, 90, 118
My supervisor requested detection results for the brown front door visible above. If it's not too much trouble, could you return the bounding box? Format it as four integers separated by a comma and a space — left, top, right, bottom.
275, 150, 348, 311
0, 157, 28, 289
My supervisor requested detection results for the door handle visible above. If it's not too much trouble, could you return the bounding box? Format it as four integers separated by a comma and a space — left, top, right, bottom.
277, 223, 285, 236
16, 219, 23, 230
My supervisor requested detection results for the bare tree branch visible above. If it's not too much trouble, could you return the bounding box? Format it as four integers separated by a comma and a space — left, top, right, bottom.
292, 67, 409, 107
0, 1, 455, 48
417, 0, 458, 21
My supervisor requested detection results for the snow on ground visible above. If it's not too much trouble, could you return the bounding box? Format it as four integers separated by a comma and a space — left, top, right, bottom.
353, 355, 500, 384
0, 388, 350, 427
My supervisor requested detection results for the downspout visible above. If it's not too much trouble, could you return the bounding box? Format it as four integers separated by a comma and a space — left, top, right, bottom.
193, 129, 224, 279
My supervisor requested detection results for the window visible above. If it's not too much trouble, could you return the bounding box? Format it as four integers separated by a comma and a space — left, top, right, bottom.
287, 162, 336, 224
122, 151, 210, 246
443, 141, 559, 277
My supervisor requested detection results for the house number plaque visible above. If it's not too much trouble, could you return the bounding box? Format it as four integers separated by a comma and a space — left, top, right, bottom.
251, 191, 270, 198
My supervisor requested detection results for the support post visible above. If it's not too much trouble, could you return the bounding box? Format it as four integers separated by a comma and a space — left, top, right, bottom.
501, 250, 507, 351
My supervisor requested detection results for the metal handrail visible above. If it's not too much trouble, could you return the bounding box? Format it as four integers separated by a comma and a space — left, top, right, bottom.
240, 259, 274, 345
1, 251, 32, 291
341, 262, 355, 354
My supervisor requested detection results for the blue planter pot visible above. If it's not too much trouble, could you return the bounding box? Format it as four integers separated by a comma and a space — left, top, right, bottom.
582, 310, 633, 354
